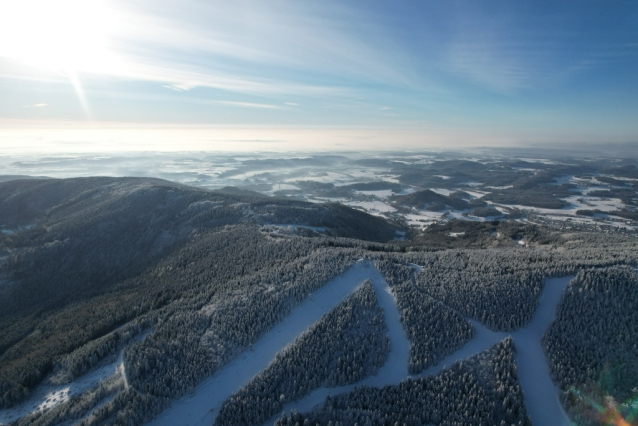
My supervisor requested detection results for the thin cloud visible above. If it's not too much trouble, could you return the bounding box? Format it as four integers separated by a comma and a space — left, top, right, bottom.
0, 0, 410, 98
23, 103, 48, 108
218, 101, 282, 109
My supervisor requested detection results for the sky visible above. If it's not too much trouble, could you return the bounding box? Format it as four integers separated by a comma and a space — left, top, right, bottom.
0, 0, 637, 152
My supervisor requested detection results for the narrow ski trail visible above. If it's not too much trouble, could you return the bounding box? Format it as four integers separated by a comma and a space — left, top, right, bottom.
148, 262, 379, 426
147, 261, 573, 426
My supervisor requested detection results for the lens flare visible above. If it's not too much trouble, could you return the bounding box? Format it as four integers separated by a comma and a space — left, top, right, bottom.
569, 387, 638, 426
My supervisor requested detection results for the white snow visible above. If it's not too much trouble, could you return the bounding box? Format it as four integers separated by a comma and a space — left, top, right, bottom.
270, 183, 300, 191
355, 189, 394, 198
261, 263, 411, 425
512, 276, 573, 426
448, 232, 466, 237
411, 276, 573, 426
463, 190, 490, 198
486, 185, 514, 190
430, 188, 454, 196
342, 200, 396, 214
0, 328, 152, 424
0, 356, 121, 424
148, 262, 383, 426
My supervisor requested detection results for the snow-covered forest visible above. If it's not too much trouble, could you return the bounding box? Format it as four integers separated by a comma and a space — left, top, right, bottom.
274, 338, 530, 426
543, 266, 638, 425
215, 281, 389, 426
1, 176, 638, 426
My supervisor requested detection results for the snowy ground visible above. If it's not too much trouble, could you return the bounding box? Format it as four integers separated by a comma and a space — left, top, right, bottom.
412, 276, 573, 426
2, 255, 579, 426
262, 224, 327, 233
0, 328, 151, 424
259, 263, 411, 425
341, 200, 396, 215
0, 353, 121, 424
148, 262, 380, 426
145, 261, 575, 426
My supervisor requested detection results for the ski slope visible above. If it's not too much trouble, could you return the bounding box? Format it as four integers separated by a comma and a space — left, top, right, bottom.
148, 261, 380, 426
148, 261, 573, 426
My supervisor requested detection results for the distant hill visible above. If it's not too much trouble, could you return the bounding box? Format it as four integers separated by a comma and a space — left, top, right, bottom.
0, 177, 402, 315
0, 175, 48, 183
390, 189, 483, 211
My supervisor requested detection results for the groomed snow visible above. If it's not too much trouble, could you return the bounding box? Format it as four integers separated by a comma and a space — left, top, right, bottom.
261, 273, 574, 426
148, 262, 384, 426
3, 256, 577, 426
261, 262, 410, 425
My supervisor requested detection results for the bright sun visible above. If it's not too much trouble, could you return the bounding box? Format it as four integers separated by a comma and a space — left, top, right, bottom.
0, 0, 122, 74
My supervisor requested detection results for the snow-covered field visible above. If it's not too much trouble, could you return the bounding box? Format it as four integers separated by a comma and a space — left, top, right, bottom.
262, 224, 327, 233
259, 263, 411, 425
342, 200, 396, 215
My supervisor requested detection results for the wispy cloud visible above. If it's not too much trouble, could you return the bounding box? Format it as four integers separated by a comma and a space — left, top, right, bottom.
0, 0, 411, 97
23, 103, 48, 108
217, 101, 282, 109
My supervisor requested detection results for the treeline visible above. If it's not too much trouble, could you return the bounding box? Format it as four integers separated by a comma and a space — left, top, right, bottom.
482, 187, 571, 209
52, 321, 153, 384
215, 281, 389, 426
274, 338, 530, 426
542, 266, 638, 425
390, 189, 486, 211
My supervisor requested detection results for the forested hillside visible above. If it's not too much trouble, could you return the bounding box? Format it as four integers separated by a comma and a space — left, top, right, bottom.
1, 177, 638, 425
0, 177, 400, 412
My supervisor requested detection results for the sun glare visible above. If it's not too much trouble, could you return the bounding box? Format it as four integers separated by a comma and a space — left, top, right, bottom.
0, 0, 121, 74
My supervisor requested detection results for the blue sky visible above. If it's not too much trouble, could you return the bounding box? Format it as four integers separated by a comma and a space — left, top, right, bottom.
0, 0, 637, 151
